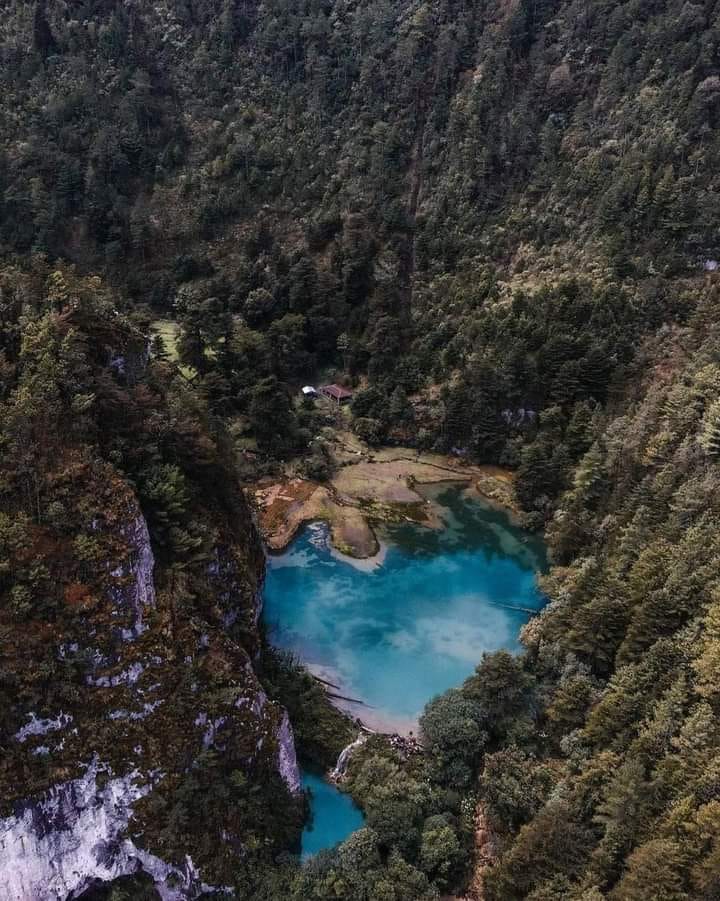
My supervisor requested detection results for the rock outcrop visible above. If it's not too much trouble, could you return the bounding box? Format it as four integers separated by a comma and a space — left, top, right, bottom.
0, 758, 211, 901
0, 295, 302, 898
108, 513, 157, 639
2, 494, 299, 899
275, 711, 302, 796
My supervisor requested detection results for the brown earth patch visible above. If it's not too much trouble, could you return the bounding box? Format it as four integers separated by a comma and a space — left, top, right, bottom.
251, 448, 520, 559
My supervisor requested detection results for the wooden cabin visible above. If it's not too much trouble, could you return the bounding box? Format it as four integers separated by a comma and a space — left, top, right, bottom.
319, 384, 353, 404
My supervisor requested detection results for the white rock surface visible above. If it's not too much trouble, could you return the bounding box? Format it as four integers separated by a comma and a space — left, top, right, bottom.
276, 711, 301, 795
0, 758, 211, 901
14, 713, 73, 744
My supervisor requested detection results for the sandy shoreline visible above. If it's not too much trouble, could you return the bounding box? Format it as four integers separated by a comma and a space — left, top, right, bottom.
251, 447, 519, 560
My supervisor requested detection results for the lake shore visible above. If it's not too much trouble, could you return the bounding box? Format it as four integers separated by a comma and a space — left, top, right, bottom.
251, 446, 520, 559
263, 480, 547, 741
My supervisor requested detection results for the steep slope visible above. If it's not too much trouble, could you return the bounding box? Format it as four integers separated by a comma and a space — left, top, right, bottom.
2, 0, 718, 386
0, 263, 302, 898
476, 282, 720, 901
4, 0, 719, 270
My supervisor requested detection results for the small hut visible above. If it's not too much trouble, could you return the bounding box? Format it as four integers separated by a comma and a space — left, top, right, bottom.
319, 384, 353, 404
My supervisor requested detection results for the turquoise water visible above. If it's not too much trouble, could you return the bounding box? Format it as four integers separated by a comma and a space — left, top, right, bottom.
301, 771, 365, 858
265, 486, 547, 733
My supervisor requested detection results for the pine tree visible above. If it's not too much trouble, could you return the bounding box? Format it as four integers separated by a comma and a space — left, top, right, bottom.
653, 165, 680, 232
33, 0, 58, 59
699, 398, 720, 456
634, 166, 653, 227
612, 838, 688, 901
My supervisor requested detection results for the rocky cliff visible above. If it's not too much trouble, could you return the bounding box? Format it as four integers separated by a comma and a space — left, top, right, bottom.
1, 488, 300, 900
0, 269, 302, 899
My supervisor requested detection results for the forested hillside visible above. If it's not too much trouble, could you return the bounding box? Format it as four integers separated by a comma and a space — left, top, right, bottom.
3, 0, 717, 478
2, 0, 720, 898
0, 261, 312, 897
476, 284, 720, 900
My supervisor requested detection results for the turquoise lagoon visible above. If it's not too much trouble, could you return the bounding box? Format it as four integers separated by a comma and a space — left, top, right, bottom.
300, 770, 365, 860
265, 486, 547, 858
265, 485, 547, 735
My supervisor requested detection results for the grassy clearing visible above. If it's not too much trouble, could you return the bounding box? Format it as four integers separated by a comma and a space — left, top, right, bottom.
150, 319, 196, 380
150, 319, 180, 360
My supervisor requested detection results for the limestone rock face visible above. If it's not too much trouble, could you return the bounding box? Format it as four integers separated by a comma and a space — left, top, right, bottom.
108, 513, 156, 639
0, 758, 211, 901
276, 711, 302, 795
2, 491, 298, 898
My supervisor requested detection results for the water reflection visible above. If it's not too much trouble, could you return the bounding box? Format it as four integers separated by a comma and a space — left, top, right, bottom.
265, 487, 546, 733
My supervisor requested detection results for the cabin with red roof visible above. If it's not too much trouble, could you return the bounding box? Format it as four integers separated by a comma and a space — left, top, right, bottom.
319, 384, 353, 404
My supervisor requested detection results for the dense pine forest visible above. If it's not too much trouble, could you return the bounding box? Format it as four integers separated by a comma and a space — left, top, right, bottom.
2, 0, 720, 898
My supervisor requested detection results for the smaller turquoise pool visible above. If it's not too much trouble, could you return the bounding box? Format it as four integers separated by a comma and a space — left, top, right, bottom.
301, 771, 365, 859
